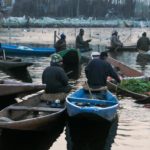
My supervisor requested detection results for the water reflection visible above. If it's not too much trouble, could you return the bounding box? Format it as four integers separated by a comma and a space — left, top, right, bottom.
136, 54, 150, 74
136, 60, 148, 72
0, 95, 17, 110
0, 121, 65, 150
66, 118, 118, 150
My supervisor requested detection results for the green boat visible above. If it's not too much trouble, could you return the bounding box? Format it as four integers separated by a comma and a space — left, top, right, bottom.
58, 48, 81, 79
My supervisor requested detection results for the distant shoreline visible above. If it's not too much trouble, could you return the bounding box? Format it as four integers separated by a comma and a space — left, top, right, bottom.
0, 17, 150, 28
0, 28, 141, 47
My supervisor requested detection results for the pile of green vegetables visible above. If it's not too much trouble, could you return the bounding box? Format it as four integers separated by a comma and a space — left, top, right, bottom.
119, 79, 150, 94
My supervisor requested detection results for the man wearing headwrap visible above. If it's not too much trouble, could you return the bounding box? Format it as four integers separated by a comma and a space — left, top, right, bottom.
41, 53, 71, 103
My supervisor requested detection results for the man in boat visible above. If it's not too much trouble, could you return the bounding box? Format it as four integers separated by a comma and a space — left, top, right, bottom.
137, 32, 150, 52
54, 33, 66, 52
76, 28, 92, 52
84, 51, 121, 98
41, 53, 71, 104
111, 30, 123, 50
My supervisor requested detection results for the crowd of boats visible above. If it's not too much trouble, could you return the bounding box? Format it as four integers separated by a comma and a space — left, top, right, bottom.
0, 41, 149, 132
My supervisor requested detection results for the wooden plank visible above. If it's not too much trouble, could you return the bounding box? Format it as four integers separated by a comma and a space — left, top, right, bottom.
8, 106, 63, 112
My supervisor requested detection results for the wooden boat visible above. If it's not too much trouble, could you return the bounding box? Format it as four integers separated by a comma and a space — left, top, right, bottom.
117, 77, 150, 104
107, 57, 143, 77
1, 44, 55, 56
0, 91, 66, 131
106, 57, 150, 101
58, 48, 81, 79
106, 45, 136, 51
0, 79, 45, 97
66, 117, 113, 150
0, 56, 33, 69
66, 88, 119, 122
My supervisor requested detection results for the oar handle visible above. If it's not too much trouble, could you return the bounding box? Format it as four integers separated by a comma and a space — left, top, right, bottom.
86, 81, 93, 99
2, 49, 6, 60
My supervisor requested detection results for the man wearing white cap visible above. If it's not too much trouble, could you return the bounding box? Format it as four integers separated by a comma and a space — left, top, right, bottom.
85, 51, 120, 98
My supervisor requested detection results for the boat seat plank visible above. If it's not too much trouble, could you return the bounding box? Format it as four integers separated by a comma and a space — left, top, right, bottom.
8, 106, 62, 112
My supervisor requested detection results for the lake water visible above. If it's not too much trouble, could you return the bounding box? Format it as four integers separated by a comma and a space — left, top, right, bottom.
0, 34, 150, 149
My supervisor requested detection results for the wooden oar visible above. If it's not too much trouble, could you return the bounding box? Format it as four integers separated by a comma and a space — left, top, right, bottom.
86, 81, 94, 99
2, 49, 6, 60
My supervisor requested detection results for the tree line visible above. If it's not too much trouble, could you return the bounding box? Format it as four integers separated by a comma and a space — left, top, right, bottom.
2, 0, 150, 19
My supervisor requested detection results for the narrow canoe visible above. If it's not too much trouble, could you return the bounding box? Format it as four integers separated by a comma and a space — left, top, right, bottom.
0, 91, 66, 131
106, 57, 150, 102
0, 56, 33, 69
117, 77, 150, 104
58, 48, 81, 79
107, 57, 143, 77
66, 88, 119, 122
1, 44, 55, 56
107, 45, 136, 51
0, 79, 45, 97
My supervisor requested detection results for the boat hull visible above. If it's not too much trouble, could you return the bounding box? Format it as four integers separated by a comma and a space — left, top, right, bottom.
2, 44, 55, 56
107, 45, 136, 51
66, 88, 119, 122
0, 56, 33, 69
0, 80, 45, 96
0, 91, 66, 131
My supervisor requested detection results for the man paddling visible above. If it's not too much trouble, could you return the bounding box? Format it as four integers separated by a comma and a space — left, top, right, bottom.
54, 33, 66, 52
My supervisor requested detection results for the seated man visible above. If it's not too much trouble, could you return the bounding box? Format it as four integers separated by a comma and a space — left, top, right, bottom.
41, 53, 71, 104
84, 51, 121, 99
111, 30, 123, 49
137, 32, 150, 52
54, 33, 66, 52
76, 28, 92, 52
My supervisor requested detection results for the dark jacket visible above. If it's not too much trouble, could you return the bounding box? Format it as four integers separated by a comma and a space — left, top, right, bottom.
54, 39, 66, 52
76, 34, 89, 49
42, 66, 69, 93
137, 36, 150, 51
85, 58, 120, 88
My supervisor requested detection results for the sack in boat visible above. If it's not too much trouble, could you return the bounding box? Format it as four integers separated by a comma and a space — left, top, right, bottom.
40, 92, 67, 102
83, 83, 107, 92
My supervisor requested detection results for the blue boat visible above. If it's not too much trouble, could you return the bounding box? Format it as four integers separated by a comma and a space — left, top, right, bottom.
1, 44, 56, 56
66, 88, 119, 122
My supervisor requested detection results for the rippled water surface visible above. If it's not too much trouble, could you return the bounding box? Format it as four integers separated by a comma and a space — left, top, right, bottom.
0, 28, 150, 150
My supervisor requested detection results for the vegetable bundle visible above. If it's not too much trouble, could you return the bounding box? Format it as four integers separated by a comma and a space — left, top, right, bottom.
120, 79, 150, 94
